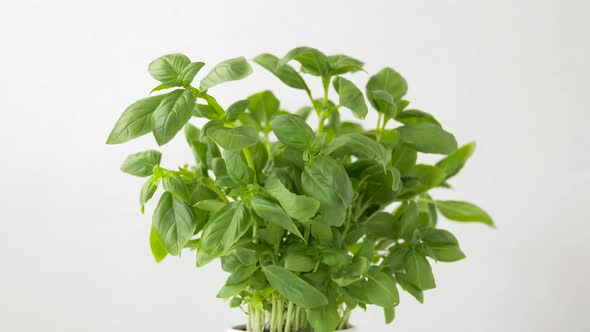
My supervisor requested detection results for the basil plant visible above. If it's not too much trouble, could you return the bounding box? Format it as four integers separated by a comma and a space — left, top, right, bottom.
107, 47, 494, 332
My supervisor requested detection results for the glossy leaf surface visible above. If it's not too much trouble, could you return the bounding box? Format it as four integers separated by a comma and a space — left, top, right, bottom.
120, 150, 161, 177
436, 200, 495, 227
200, 57, 253, 90
152, 192, 196, 256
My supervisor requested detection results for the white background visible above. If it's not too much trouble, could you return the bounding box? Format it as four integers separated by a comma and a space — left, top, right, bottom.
1, 0, 589, 331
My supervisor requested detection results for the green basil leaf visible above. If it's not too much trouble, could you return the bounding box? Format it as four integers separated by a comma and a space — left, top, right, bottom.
264, 175, 320, 221
235, 247, 257, 265
221, 254, 242, 273
223, 150, 255, 186
190, 144, 210, 175
248, 141, 269, 179
342, 281, 369, 306
193, 103, 219, 119
152, 89, 195, 146
148, 53, 204, 86
270, 114, 315, 151
296, 106, 313, 120
355, 240, 374, 263
262, 265, 328, 309
140, 177, 158, 213
217, 281, 248, 299
194, 199, 226, 212
354, 163, 399, 206
184, 122, 200, 144
284, 252, 315, 272
181, 62, 206, 85
404, 251, 436, 290
320, 248, 351, 269
258, 223, 284, 247
391, 144, 417, 173
425, 197, 439, 226
162, 173, 190, 202
149, 226, 168, 262
210, 156, 228, 176
422, 228, 459, 246
306, 303, 340, 332
327, 54, 365, 75
225, 264, 258, 287
152, 192, 196, 256
247, 91, 280, 127
337, 122, 363, 135
204, 136, 222, 167
384, 306, 396, 324
120, 150, 161, 177
199, 56, 253, 91
251, 196, 303, 239
195, 245, 216, 268
369, 89, 397, 118
229, 297, 243, 308
304, 156, 353, 206
225, 99, 250, 122
397, 123, 458, 155
311, 223, 333, 243
106, 94, 165, 144
206, 123, 258, 150
332, 76, 368, 119
365, 267, 400, 308
364, 212, 396, 239
398, 201, 419, 237
381, 128, 400, 145
325, 133, 389, 169
435, 200, 495, 227
398, 165, 446, 198
395, 109, 441, 127
150, 84, 174, 94
248, 270, 268, 290
346, 256, 371, 277
273, 146, 304, 170
197, 202, 249, 266
184, 123, 209, 172
387, 164, 402, 191
397, 99, 410, 111
381, 246, 410, 272
422, 228, 466, 262
190, 184, 219, 207
395, 272, 424, 303
299, 189, 341, 228
309, 133, 328, 155
148, 53, 189, 84
332, 256, 368, 287
200, 94, 225, 116
366, 67, 408, 109
435, 142, 476, 180
253, 53, 309, 91
301, 157, 351, 226
280, 46, 331, 77
212, 157, 238, 189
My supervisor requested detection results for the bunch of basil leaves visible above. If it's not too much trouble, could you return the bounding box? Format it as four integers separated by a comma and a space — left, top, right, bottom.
107, 47, 493, 332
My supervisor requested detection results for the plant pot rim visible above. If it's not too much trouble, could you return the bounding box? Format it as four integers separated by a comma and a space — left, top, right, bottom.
227, 324, 356, 331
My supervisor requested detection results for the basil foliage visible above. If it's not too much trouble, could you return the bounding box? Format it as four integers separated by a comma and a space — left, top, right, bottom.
107, 48, 494, 332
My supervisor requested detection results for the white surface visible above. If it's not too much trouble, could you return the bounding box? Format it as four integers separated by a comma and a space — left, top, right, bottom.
0, 0, 588, 331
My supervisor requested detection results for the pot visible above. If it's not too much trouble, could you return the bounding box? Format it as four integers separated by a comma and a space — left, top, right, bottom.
227, 325, 356, 332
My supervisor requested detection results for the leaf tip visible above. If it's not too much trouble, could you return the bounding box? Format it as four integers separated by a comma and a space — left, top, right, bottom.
105, 132, 120, 145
